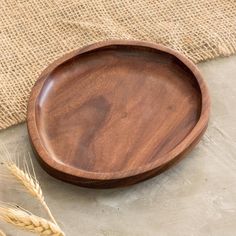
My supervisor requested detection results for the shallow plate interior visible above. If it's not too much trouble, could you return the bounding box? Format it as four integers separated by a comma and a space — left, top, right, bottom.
35, 45, 202, 174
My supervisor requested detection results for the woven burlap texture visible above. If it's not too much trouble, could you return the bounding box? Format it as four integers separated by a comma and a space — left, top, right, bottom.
0, 0, 236, 130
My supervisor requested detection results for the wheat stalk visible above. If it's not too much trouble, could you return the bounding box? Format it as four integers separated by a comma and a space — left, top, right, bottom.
0, 229, 6, 236
0, 204, 64, 236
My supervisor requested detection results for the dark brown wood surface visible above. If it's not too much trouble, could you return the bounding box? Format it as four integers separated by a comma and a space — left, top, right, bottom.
27, 41, 210, 188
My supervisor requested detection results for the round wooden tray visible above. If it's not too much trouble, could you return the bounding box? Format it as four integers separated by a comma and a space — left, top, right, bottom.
27, 40, 210, 188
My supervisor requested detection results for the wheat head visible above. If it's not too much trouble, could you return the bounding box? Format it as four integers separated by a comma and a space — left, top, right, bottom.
1, 148, 58, 225
0, 204, 64, 236
1, 148, 44, 204
8, 164, 44, 203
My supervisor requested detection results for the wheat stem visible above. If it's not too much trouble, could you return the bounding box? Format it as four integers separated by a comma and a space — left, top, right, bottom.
41, 201, 58, 227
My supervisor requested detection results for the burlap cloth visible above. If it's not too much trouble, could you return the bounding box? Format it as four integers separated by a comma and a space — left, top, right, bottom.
0, 0, 236, 130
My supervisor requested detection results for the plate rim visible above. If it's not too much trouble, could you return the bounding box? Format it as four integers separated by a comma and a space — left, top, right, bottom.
27, 40, 210, 183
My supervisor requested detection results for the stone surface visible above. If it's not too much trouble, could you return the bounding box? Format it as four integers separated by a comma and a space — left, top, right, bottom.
0, 55, 236, 236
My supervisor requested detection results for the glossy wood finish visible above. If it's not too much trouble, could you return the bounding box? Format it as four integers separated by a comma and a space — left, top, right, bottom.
27, 41, 210, 188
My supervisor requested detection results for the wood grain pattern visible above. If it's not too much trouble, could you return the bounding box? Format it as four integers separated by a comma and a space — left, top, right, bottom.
27, 41, 210, 188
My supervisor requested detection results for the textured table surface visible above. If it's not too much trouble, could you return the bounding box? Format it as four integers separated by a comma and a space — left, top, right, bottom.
0, 55, 236, 236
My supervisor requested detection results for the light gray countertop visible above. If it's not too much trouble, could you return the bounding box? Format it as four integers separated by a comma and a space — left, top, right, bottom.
0, 55, 236, 236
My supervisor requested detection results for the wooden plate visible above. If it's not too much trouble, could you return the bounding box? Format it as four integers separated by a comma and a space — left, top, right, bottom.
27, 40, 210, 188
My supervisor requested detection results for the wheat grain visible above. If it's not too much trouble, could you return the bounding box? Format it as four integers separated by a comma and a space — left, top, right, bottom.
0, 204, 64, 236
